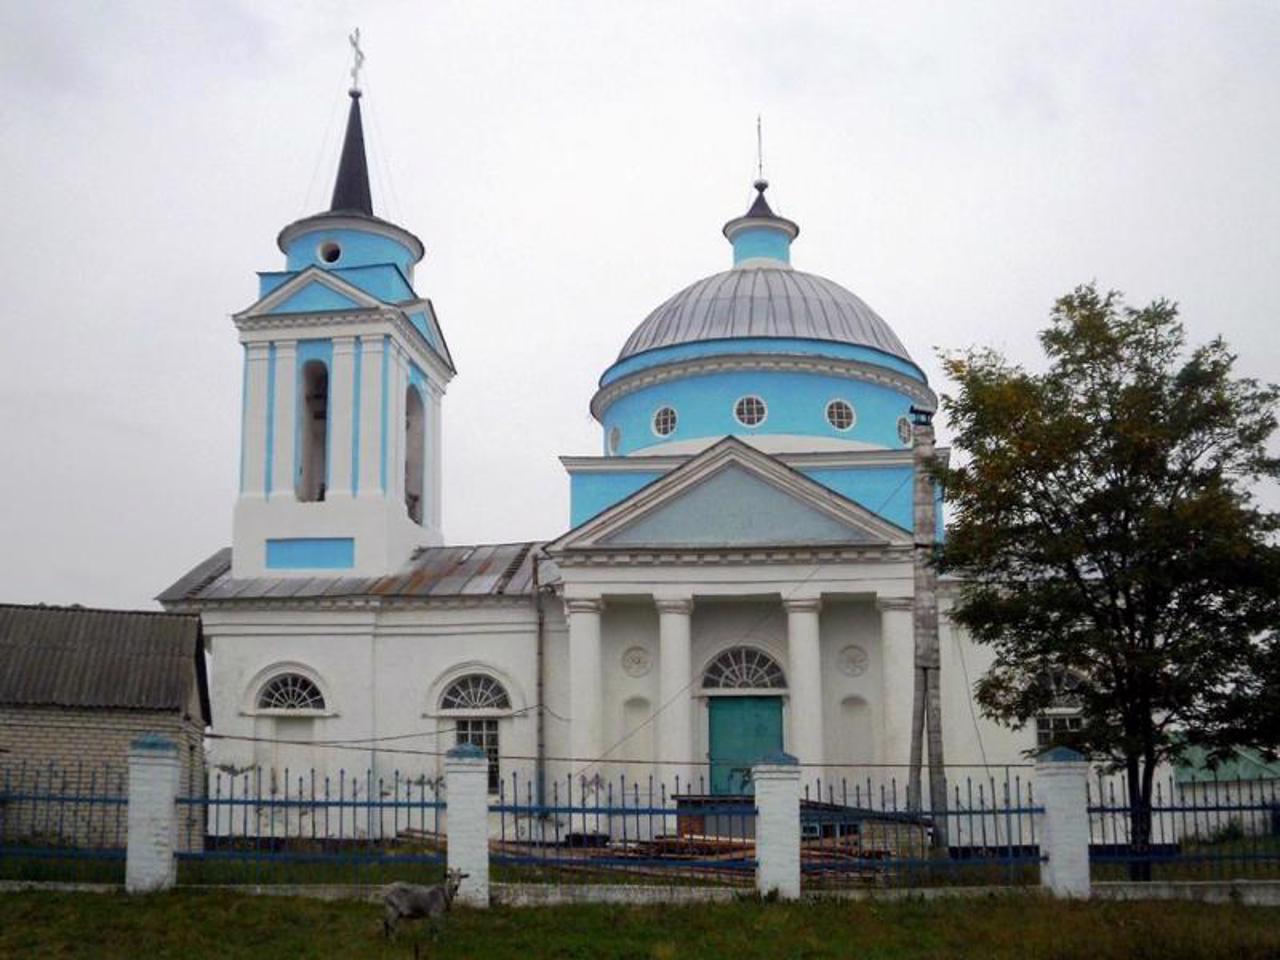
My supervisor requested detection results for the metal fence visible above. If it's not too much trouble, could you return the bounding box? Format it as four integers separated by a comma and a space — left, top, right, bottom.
800, 766, 1042, 890
175, 766, 446, 885
491, 770, 757, 887
1088, 771, 1280, 881
0, 762, 128, 882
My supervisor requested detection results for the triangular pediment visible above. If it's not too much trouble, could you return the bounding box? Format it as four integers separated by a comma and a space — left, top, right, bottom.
550, 437, 909, 552
237, 266, 387, 318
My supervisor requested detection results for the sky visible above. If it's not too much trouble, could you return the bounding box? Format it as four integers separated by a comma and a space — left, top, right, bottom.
1, 0, 1277, 609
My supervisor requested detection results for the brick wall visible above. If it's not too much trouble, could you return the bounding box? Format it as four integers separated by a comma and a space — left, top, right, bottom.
0, 705, 206, 851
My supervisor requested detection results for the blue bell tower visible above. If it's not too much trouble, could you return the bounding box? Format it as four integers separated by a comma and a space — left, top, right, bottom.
230, 83, 455, 578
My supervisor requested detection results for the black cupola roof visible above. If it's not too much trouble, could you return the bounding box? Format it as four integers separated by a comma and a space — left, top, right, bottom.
330, 90, 373, 215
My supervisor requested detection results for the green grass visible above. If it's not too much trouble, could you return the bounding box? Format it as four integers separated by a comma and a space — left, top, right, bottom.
2, 890, 1279, 959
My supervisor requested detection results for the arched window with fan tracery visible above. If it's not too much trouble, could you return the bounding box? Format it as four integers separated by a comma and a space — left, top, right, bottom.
702, 647, 787, 690
439, 673, 511, 792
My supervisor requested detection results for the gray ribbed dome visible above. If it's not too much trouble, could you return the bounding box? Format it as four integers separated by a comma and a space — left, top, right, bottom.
617, 267, 913, 363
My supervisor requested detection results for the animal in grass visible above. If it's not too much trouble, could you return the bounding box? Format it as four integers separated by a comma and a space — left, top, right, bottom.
383, 869, 469, 938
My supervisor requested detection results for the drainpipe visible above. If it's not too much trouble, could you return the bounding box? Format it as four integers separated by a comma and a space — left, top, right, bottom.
532, 550, 548, 809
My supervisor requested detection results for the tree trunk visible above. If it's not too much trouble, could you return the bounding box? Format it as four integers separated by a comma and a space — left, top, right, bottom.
1125, 756, 1153, 882
907, 666, 926, 811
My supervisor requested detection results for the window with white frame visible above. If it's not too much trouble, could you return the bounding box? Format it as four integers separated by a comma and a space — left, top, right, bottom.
257, 673, 326, 711
703, 647, 787, 689
652, 406, 678, 437
440, 673, 511, 793
826, 399, 855, 431
734, 395, 767, 427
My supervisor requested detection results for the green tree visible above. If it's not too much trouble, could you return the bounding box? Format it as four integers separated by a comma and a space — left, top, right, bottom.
937, 284, 1280, 880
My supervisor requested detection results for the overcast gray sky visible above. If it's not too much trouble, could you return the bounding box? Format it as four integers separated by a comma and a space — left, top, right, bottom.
1, 1, 1277, 609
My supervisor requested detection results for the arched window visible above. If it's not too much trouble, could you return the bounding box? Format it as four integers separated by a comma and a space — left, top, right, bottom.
297, 360, 329, 502
439, 674, 511, 792
257, 673, 326, 711
405, 386, 425, 525
703, 647, 786, 690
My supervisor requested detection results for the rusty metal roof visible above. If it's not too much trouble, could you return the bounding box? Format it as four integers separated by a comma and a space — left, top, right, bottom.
0, 604, 209, 721
158, 542, 551, 605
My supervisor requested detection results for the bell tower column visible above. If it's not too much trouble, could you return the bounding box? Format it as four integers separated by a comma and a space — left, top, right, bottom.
328, 336, 356, 497
269, 340, 297, 500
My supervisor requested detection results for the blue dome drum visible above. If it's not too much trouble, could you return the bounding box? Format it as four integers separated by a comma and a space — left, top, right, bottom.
593, 180, 935, 457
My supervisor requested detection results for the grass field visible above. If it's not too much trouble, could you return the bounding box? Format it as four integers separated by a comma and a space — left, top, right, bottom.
2, 890, 1279, 959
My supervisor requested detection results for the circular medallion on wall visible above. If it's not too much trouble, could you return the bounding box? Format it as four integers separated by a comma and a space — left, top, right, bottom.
621, 646, 653, 678
837, 644, 869, 677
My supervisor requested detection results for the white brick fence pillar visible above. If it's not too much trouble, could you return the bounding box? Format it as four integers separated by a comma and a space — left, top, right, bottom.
753, 753, 801, 900
446, 743, 490, 907
1036, 746, 1091, 898
125, 734, 180, 893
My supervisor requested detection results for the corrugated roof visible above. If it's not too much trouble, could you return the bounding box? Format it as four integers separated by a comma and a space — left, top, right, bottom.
158, 542, 553, 605
0, 604, 208, 721
617, 267, 913, 364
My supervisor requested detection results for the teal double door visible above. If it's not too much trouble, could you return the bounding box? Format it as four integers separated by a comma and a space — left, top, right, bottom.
708, 696, 784, 794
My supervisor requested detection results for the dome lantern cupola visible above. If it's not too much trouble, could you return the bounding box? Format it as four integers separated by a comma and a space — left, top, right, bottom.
722, 179, 799, 269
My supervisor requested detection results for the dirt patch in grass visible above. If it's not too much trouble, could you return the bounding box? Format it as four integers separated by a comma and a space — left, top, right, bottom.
1, 889, 1278, 959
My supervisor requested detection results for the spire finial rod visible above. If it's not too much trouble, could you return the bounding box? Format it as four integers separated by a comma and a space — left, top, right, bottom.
348, 28, 365, 93
756, 113, 764, 182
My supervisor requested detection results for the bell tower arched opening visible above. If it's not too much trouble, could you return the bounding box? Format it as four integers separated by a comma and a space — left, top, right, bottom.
297, 360, 329, 502
405, 385, 425, 525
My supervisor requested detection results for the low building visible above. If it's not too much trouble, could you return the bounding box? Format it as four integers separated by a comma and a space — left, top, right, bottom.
0, 604, 209, 808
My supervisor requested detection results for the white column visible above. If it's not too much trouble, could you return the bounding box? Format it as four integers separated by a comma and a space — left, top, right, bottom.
125, 734, 180, 894
240, 342, 270, 497
270, 340, 297, 500
357, 335, 384, 497
753, 755, 801, 900
566, 598, 604, 770
445, 743, 490, 907
1037, 748, 1091, 897
389, 346, 409, 506
784, 597, 824, 777
327, 335, 356, 498
428, 381, 445, 536
656, 597, 694, 790
878, 597, 915, 768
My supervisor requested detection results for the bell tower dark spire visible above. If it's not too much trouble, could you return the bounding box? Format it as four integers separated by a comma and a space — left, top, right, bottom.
330, 89, 373, 215
330, 30, 372, 215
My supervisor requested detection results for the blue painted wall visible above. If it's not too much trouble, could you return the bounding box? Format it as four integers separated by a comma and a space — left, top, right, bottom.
284, 227, 417, 276
569, 470, 664, 527
259, 264, 416, 309
601, 369, 916, 456
731, 227, 790, 265
600, 337, 926, 387
266, 537, 355, 569
601, 465, 875, 546
568, 460, 926, 535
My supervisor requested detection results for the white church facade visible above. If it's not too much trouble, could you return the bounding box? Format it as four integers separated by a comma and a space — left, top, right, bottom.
160, 86, 1042, 800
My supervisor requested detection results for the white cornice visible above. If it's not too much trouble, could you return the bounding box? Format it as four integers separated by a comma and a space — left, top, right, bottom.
552, 543, 912, 568
561, 446, 951, 474
234, 307, 455, 385
589, 353, 937, 421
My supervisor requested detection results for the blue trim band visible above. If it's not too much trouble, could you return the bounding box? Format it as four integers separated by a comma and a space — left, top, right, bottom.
265, 537, 355, 570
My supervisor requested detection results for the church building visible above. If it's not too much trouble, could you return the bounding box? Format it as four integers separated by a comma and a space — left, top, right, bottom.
160, 84, 1038, 800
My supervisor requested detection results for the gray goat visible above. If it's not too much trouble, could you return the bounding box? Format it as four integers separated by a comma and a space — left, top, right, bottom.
382, 869, 469, 938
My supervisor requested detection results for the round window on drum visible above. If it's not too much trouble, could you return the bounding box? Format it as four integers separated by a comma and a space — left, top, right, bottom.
826, 399, 855, 431
652, 406, 678, 437
734, 395, 767, 427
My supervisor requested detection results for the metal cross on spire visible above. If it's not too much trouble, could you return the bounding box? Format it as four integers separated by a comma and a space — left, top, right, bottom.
348, 28, 365, 92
